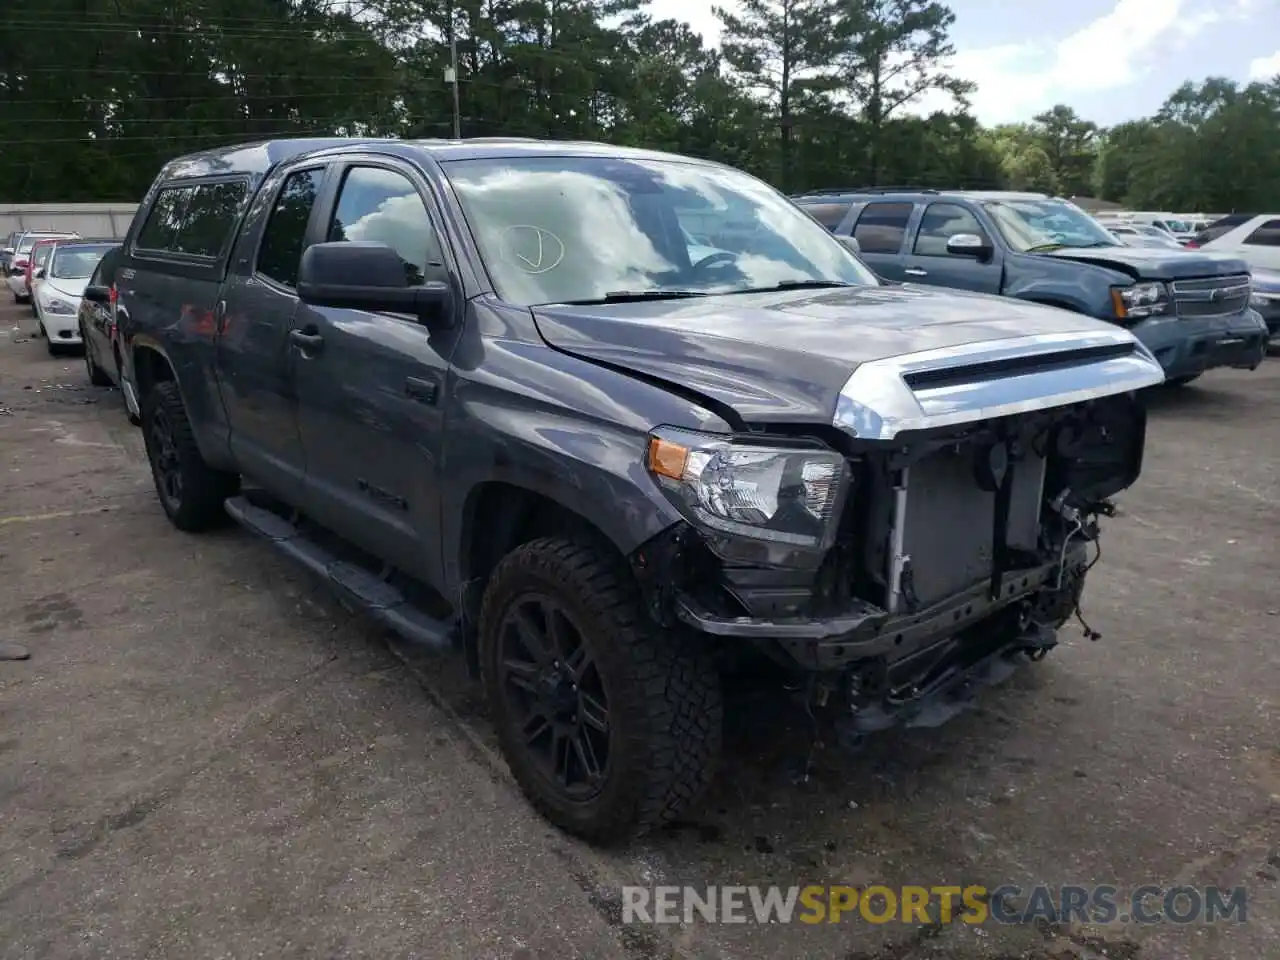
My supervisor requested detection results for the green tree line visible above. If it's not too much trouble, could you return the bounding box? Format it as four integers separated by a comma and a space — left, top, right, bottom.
2, 0, 1278, 209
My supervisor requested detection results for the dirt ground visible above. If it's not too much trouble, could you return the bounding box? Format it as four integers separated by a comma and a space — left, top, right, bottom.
1, 297, 1276, 960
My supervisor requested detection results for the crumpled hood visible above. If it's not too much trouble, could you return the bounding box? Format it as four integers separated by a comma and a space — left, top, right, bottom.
532, 284, 1118, 424
1039, 244, 1249, 280
43, 276, 89, 301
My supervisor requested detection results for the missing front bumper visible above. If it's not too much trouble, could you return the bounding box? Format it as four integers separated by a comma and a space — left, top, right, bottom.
834, 622, 1060, 740
675, 549, 1082, 671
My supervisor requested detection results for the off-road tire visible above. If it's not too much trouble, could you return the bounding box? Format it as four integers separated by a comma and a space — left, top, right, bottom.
141, 380, 238, 531
83, 325, 111, 385
479, 537, 722, 845
1167, 373, 1201, 387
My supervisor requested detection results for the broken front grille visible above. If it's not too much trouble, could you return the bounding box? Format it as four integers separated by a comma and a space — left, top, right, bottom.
1171, 274, 1252, 318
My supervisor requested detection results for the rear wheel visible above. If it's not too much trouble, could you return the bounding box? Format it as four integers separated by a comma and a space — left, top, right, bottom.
479, 537, 722, 844
141, 380, 238, 531
83, 327, 111, 385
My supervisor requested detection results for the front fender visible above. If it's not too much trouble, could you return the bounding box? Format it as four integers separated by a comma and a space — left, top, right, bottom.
439, 336, 731, 594
1002, 254, 1127, 317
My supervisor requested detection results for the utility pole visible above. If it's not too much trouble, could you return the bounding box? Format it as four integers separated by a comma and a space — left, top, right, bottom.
445, 2, 461, 139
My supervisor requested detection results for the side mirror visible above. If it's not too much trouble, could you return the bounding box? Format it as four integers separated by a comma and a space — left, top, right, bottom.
945, 233, 990, 258
84, 285, 112, 304
34, 267, 45, 279
1, 247, 12, 257
296, 242, 454, 327
837, 235, 861, 254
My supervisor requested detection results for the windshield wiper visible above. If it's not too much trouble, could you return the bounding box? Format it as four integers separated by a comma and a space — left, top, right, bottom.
1026, 242, 1066, 252
559, 290, 708, 305
727, 279, 857, 294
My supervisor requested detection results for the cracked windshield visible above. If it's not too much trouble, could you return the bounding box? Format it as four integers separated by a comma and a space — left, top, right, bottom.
444, 156, 877, 305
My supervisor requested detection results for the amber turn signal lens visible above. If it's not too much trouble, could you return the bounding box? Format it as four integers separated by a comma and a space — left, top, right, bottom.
648, 436, 689, 480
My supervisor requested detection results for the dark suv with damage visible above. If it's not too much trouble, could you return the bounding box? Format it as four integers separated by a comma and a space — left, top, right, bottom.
107, 138, 1165, 844
793, 188, 1269, 387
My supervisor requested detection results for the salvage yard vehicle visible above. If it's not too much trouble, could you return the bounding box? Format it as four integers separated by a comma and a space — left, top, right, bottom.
110, 137, 1166, 844
77, 244, 130, 391
792, 189, 1270, 387
5, 230, 78, 303
1249, 267, 1280, 351
33, 239, 115, 355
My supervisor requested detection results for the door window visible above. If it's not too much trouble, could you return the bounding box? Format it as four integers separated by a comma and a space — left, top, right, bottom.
1243, 219, 1280, 247
798, 201, 852, 231
913, 203, 988, 256
327, 166, 443, 286
256, 169, 324, 288
852, 202, 913, 254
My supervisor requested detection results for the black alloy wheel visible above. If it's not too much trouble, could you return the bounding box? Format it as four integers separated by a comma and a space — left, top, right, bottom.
148, 403, 184, 511
479, 537, 723, 844
140, 380, 238, 531
497, 594, 611, 799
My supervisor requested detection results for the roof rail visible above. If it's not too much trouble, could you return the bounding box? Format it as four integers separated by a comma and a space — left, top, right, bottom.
795, 186, 940, 197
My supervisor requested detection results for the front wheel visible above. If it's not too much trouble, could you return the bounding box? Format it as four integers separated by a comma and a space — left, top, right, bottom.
140, 380, 238, 531
479, 537, 722, 844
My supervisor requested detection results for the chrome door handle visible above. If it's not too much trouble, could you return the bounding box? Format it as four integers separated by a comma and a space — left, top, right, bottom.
904, 268, 928, 277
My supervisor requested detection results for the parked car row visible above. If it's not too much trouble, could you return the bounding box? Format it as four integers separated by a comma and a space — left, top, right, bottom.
791, 187, 1271, 384
4, 230, 79, 303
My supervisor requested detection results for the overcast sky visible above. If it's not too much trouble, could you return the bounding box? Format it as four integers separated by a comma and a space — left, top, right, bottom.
644, 0, 1280, 126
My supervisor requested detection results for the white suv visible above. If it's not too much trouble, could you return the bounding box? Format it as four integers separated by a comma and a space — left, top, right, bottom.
1198, 215, 1280, 271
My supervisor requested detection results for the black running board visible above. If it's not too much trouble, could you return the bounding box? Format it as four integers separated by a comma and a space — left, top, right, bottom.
224, 495, 457, 652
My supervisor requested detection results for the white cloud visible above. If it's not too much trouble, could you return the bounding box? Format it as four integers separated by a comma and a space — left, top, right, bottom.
1248, 50, 1280, 81
643, 0, 1264, 124
910, 0, 1231, 124
647, 0, 722, 46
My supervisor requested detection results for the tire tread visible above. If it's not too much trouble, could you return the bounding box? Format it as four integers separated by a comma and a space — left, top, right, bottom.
479, 536, 722, 845
142, 380, 238, 531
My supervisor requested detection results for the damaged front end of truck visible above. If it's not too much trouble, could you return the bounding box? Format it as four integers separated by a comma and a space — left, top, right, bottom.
630, 329, 1166, 741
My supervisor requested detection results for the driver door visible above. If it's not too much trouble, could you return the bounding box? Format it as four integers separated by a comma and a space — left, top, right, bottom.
290, 158, 461, 586
903, 202, 1002, 294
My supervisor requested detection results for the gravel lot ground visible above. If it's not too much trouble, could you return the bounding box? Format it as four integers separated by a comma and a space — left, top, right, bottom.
1, 297, 1276, 960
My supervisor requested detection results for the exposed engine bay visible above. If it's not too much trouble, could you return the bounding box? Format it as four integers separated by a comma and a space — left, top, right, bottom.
633, 389, 1147, 735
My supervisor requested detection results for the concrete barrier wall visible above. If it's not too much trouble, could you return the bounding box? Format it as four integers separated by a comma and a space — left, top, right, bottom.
0, 203, 140, 241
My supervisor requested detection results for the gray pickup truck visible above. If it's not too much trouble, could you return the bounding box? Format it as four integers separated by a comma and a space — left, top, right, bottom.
103, 138, 1165, 843
793, 188, 1269, 386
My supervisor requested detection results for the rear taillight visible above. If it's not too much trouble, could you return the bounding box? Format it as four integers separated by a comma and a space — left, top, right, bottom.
108, 285, 118, 307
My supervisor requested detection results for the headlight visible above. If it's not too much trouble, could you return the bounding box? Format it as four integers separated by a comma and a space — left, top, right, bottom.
1110, 281, 1169, 320
1250, 291, 1276, 309
646, 427, 850, 549
44, 297, 76, 315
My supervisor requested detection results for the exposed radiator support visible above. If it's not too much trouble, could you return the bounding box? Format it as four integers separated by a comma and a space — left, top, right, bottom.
886, 468, 911, 614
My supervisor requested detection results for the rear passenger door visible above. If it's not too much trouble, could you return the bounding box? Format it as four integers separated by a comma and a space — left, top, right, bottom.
215, 161, 332, 502
850, 201, 915, 281
903, 201, 1003, 294
290, 158, 460, 586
